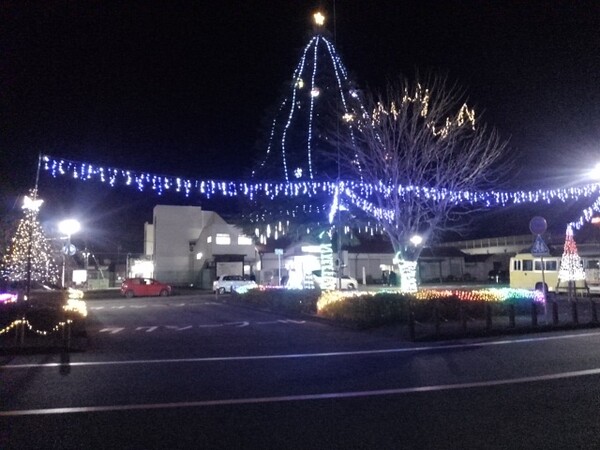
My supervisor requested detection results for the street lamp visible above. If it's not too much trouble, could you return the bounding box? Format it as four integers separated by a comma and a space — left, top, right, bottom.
591, 163, 600, 180
59, 219, 80, 288
410, 235, 423, 246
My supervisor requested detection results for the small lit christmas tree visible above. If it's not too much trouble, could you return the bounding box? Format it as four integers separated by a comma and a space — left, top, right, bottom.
319, 233, 336, 290
1, 191, 58, 285
558, 225, 585, 283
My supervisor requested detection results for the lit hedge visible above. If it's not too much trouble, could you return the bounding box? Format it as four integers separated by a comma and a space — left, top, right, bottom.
233, 287, 540, 329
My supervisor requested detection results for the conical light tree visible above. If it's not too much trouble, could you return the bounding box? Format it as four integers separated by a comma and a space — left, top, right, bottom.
2, 191, 58, 285
558, 225, 585, 282
243, 10, 367, 246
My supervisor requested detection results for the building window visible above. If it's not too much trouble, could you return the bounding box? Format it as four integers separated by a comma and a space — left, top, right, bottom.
216, 233, 231, 245
238, 235, 252, 245
586, 259, 599, 270
207, 236, 212, 244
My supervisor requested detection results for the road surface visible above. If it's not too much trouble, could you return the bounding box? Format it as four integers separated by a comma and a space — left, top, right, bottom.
3, 293, 600, 449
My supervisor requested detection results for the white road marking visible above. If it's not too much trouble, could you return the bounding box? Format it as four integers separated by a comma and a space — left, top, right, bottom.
98, 327, 125, 334
222, 321, 250, 327
2, 367, 600, 416
92, 321, 302, 332
135, 326, 158, 333
4, 330, 600, 370
255, 320, 306, 325
89, 301, 221, 310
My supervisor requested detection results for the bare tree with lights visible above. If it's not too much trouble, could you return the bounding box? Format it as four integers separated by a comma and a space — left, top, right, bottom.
335, 74, 512, 291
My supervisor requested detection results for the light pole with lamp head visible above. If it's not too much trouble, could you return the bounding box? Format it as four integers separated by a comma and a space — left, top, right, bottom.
58, 219, 80, 288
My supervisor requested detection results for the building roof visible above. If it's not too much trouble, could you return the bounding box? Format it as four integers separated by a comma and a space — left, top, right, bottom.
419, 247, 467, 259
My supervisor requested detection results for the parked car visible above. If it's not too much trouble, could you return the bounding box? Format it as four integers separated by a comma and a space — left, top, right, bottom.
121, 278, 171, 298
212, 275, 257, 294
312, 270, 359, 290
488, 269, 509, 284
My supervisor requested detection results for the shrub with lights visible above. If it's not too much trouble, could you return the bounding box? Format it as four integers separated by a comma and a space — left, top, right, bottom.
316, 288, 544, 328
228, 284, 544, 330
1, 288, 87, 345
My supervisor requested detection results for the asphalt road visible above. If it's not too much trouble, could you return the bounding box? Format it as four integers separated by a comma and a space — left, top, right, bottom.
3, 293, 600, 449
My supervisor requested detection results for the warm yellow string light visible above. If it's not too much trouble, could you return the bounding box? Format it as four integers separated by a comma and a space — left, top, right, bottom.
370, 85, 476, 138
0, 318, 75, 336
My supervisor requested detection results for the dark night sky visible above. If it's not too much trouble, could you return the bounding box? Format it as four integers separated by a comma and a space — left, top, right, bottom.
1, 1, 600, 253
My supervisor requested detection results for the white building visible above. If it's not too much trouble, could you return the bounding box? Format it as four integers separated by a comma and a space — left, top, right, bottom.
139, 204, 538, 289
257, 240, 395, 287
142, 205, 258, 287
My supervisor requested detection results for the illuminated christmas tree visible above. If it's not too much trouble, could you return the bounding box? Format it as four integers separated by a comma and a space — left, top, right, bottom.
1, 192, 58, 285
558, 225, 585, 282
252, 10, 359, 183
243, 9, 370, 247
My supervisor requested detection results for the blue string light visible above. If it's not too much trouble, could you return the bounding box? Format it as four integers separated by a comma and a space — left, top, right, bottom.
42, 154, 600, 223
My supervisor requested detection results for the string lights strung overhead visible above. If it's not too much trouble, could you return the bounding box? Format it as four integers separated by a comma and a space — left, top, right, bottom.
42, 154, 600, 234
38, 10, 600, 239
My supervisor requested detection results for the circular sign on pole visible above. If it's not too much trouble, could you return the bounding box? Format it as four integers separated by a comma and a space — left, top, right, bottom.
529, 216, 547, 235
62, 244, 76, 256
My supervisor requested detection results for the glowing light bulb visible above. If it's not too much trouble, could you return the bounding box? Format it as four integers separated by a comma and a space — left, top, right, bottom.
410, 235, 423, 246
591, 163, 600, 180
22, 195, 43, 211
310, 87, 320, 98
313, 12, 325, 26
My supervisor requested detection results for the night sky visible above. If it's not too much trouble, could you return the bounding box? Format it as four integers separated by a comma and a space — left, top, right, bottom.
1, 1, 599, 254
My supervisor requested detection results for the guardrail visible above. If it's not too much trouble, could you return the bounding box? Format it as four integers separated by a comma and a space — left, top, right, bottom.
407, 298, 600, 340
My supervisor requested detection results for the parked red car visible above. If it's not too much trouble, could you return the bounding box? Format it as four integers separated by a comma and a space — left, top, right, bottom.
121, 278, 171, 298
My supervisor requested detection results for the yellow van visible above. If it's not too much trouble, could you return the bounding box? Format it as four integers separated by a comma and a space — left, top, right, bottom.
509, 253, 599, 294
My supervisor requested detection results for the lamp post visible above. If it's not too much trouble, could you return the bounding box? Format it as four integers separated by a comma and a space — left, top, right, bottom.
59, 219, 80, 288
